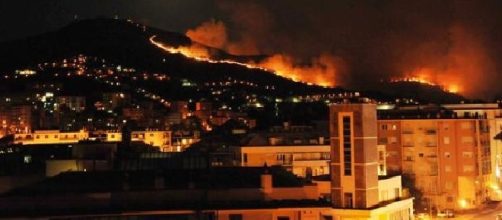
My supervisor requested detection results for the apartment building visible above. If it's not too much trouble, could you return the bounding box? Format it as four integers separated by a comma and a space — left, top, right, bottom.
378, 105, 492, 210
0, 105, 32, 137
13, 129, 171, 151
443, 103, 502, 201
234, 123, 330, 177
234, 144, 330, 178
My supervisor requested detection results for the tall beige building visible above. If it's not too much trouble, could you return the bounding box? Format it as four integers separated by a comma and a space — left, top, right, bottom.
330, 104, 379, 209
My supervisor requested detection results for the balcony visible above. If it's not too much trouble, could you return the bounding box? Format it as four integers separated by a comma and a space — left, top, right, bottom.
426, 155, 438, 161
425, 130, 437, 135
403, 157, 414, 162
294, 157, 329, 161
378, 138, 388, 145
425, 143, 437, 147
428, 171, 438, 176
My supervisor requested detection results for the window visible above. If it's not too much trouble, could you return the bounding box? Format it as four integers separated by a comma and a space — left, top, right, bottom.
391, 124, 397, 130
462, 152, 473, 158
277, 217, 290, 220
461, 136, 473, 144
463, 165, 474, 172
394, 188, 400, 198
23, 155, 32, 164
344, 192, 353, 208
277, 154, 285, 161
461, 122, 472, 129
443, 123, 449, 130
243, 153, 248, 163
379, 164, 385, 172
379, 151, 385, 160
342, 116, 352, 176
418, 153, 424, 158
443, 137, 450, 144
389, 136, 397, 144
229, 214, 243, 220
444, 152, 451, 158
381, 124, 388, 130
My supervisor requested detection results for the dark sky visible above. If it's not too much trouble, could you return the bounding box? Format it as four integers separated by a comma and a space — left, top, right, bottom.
0, 0, 217, 42
2, 0, 502, 98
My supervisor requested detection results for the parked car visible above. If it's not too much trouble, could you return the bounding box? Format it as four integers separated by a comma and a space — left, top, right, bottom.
437, 209, 455, 218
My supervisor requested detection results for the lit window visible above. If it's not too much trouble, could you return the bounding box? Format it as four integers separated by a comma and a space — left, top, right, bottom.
444, 152, 451, 158
23, 155, 32, 164
463, 165, 474, 172
462, 152, 473, 158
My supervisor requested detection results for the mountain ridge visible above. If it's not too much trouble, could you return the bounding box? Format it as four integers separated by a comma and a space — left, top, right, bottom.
0, 18, 466, 103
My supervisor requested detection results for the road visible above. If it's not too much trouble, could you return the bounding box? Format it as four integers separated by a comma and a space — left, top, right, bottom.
448, 202, 502, 220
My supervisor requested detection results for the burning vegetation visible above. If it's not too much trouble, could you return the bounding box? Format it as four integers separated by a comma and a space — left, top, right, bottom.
149, 19, 345, 88
151, 0, 499, 100
392, 25, 496, 97
149, 35, 339, 87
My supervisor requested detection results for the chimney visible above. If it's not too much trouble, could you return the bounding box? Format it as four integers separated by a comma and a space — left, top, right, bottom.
261, 168, 273, 194
283, 122, 290, 130
319, 136, 325, 145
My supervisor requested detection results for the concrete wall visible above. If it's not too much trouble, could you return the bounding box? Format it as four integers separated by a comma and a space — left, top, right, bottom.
378, 176, 402, 202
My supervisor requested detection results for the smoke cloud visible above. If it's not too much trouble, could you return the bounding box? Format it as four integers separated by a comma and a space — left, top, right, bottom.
182, 0, 502, 99
186, 19, 227, 49
184, 1, 347, 87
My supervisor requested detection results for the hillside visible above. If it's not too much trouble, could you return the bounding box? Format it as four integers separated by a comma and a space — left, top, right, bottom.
0, 18, 466, 104
0, 18, 340, 96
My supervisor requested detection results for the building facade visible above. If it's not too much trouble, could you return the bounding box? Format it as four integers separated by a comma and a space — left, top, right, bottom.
330, 103, 380, 209
378, 106, 493, 210
14, 129, 172, 151
234, 145, 330, 177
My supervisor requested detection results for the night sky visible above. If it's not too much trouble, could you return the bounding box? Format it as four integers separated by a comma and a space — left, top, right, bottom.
3, 0, 502, 98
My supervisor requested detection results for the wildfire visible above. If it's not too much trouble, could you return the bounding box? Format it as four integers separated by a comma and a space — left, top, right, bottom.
390, 68, 462, 94
149, 35, 336, 87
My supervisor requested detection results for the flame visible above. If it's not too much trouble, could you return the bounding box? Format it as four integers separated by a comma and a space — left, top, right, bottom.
393, 25, 497, 98
390, 68, 462, 94
150, 35, 338, 87
256, 54, 339, 87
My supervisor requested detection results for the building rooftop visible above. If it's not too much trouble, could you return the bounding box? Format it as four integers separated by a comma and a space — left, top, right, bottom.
3, 166, 305, 196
